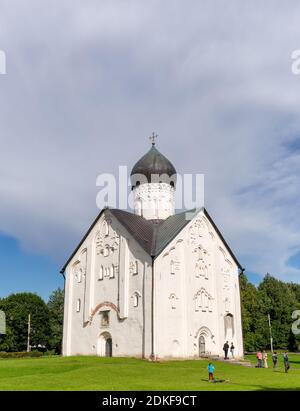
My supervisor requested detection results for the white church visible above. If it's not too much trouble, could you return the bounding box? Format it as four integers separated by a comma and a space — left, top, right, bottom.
61, 140, 244, 359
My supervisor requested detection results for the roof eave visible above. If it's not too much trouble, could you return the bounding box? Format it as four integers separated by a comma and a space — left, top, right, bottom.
60, 208, 106, 274
203, 208, 243, 271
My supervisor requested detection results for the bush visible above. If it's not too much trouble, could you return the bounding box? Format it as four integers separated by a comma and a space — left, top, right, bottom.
0, 351, 43, 359
43, 349, 57, 356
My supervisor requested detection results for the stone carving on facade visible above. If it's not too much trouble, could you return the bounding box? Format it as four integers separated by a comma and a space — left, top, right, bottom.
193, 245, 211, 279
220, 247, 232, 292
189, 216, 214, 243
73, 250, 87, 283
73, 261, 81, 283
129, 260, 139, 275
95, 231, 103, 255
95, 220, 120, 257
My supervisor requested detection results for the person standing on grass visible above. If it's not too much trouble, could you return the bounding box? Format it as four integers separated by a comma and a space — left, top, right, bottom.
257, 350, 263, 368
283, 352, 290, 373
263, 351, 268, 368
207, 363, 215, 382
272, 352, 278, 369
230, 342, 235, 358
223, 341, 229, 360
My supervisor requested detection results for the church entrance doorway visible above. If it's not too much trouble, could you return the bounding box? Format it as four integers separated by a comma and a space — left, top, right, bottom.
98, 332, 113, 357
199, 335, 206, 356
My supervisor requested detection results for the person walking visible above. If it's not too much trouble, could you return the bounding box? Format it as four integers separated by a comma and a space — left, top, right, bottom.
272, 352, 278, 369
283, 352, 290, 373
230, 342, 235, 358
223, 341, 229, 360
207, 363, 215, 382
257, 350, 263, 368
263, 351, 268, 368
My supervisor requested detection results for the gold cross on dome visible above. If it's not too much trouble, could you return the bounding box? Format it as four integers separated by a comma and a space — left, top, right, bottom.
149, 132, 158, 146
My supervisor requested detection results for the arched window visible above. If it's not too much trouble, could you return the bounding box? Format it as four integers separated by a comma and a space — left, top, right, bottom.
104, 245, 110, 257
133, 261, 138, 275
224, 313, 234, 338
77, 268, 82, 283
133, 293, 139, 308
73, 261, 81, 283
102, 220, 109, 237
76, 299, 81, 313
110, 264, 115, 279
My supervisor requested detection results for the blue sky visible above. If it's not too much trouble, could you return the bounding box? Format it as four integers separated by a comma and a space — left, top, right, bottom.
1, 0, 300, 300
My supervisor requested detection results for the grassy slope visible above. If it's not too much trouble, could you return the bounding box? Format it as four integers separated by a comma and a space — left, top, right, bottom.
0, 354, 299, 391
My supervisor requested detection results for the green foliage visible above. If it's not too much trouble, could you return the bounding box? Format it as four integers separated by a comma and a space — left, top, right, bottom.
47, 288, 64, 354
0, 293, 51, 352
240, 273, 300, 352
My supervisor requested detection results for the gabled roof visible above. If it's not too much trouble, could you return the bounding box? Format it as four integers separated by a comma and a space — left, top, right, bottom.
108, 208, 192, 257
60, 207, 243, 273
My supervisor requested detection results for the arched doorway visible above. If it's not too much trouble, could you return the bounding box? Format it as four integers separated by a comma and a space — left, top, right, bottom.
199, 335, 205, 356
105, 338, 112, 357
98, 332, 113, 357
195, 326, 214, 357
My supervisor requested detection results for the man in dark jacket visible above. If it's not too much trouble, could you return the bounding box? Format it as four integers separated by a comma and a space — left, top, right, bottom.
223, 341, 229, 360
283, 352, 290, 373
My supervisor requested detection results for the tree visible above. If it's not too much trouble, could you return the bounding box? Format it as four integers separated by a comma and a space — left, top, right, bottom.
258, 274, 300, 350
0, 293, 51, 352
47, 288, 64, 354
239, 272, 300, 352
239, 272, 264, 351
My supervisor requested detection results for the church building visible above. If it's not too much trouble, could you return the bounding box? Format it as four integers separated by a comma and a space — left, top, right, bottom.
61, 140, 244, 359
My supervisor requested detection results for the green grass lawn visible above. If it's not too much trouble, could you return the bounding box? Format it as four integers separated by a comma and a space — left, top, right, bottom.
0, 354, 299, 391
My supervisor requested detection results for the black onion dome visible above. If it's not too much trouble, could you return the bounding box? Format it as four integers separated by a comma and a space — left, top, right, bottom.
131, 145, 177, 188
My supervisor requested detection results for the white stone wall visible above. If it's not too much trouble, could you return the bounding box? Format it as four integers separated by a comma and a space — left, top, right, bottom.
133, 183, 175, 220
62, 208, 244, 360
62, 211, 153, 358
154, 210, 244, 359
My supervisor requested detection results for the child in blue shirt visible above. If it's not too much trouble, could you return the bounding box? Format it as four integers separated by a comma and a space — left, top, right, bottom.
208, 363, 215, 382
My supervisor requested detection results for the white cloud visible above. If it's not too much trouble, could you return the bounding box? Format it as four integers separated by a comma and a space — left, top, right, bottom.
1, 0, 300, 281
